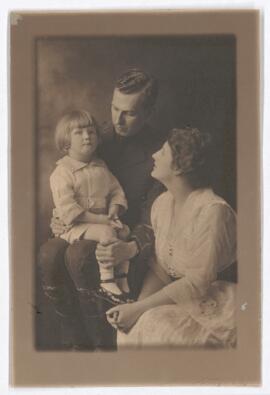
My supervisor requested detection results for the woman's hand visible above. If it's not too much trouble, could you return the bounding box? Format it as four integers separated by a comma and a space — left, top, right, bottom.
106, 301, 145, 333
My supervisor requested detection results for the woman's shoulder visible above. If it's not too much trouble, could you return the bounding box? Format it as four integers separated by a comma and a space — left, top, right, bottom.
194, 189, 236, 226
151, 191, 172, 224
194, 188, 234, 210
152, 190, 171, 208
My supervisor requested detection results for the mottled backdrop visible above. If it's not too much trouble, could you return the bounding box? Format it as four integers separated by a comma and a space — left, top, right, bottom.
36, 36, 236, 246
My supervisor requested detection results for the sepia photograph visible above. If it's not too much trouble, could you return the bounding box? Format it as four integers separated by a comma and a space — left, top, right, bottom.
36, 35, 237, 351
10, 11, 260, 386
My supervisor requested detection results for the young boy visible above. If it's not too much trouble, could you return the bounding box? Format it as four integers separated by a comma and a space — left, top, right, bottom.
50, 109, 131, 304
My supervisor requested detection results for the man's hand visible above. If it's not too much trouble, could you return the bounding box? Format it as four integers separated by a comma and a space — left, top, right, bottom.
50, 216, 71, 237
95, 239, 138, 268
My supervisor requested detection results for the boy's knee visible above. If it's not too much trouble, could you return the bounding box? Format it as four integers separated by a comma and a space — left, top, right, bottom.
84, 224, 116, 243
99, 226, 117, 244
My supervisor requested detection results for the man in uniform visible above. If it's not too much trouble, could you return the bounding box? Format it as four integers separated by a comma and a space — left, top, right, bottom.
39, 68, 165, 350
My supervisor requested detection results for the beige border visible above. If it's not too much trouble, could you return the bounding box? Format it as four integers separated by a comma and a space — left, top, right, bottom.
10, 10, 260, 386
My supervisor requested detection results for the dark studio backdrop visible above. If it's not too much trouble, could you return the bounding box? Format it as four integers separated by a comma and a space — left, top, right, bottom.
35, 36, 236, 348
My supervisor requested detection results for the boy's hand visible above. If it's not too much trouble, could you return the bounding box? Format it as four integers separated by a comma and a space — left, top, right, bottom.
108, 204, 123, 229
109, 218, 123, 230
50, 216, 71, 236
108, 204, 120, 219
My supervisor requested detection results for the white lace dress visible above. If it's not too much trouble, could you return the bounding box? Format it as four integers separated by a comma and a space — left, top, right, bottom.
118, 188, 237, 348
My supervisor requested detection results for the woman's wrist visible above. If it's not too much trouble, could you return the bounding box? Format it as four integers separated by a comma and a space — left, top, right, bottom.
135, 287, 172, 314
135, 299, 149, 316
124, 300, 147, 327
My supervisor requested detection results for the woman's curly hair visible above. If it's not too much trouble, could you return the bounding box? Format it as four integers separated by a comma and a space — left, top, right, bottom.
168, 127, 213, 188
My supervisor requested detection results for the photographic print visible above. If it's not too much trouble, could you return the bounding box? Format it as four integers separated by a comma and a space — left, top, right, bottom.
36, 35, 237, 351
10, 11, 260, 386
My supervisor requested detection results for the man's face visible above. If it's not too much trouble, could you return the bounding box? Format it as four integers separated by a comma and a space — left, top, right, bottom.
111, 88, 151, 137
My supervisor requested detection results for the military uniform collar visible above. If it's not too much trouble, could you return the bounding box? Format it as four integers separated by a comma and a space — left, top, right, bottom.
114, 126, 153, 143
100, 122, 153, 144
56, 155, 105, 173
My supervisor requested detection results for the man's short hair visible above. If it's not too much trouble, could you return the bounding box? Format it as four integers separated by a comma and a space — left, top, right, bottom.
115, 68, 158, 109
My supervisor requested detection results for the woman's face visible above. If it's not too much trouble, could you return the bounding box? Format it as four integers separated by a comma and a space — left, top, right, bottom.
151, 141, 175, 183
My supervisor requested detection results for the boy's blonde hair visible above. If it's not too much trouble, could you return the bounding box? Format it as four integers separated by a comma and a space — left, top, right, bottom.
55, 109, 99, 154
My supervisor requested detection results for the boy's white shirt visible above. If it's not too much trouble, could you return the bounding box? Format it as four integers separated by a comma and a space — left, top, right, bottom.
50, 155, 127, 226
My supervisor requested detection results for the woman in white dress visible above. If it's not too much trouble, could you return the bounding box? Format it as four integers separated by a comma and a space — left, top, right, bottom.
106, 127, 237, 348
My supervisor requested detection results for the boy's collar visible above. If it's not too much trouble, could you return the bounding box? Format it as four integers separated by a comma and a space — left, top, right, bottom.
56, 155, 105, 173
